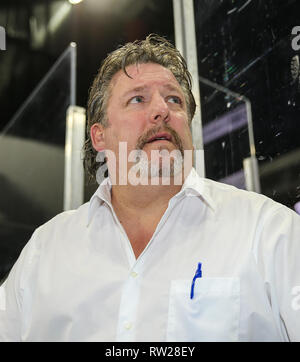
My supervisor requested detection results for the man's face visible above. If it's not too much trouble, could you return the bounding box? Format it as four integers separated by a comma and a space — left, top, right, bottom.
95, 62, 194, 181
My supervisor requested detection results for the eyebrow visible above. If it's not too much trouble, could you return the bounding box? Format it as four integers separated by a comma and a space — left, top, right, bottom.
121, 84, 184, 99
122, 86, 148, 99
162, 83, 183, 94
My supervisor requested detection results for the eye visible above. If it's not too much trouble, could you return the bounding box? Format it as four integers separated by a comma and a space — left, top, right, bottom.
167, 96, 182, 105
129, 96, 144, 104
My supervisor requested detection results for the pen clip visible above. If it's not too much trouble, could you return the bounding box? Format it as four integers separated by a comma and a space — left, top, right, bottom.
190, 262, 202, 299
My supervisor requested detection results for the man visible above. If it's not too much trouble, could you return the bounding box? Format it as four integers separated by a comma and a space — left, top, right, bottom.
0, 34, 299, 342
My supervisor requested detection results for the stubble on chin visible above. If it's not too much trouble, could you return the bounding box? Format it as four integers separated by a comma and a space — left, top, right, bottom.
133, 125, 185, 180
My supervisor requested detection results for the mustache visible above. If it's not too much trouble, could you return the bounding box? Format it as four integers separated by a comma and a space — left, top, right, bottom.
136, 124, 184, 155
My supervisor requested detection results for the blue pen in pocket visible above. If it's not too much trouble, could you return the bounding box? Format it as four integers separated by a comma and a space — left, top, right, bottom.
190, 262, 202, 299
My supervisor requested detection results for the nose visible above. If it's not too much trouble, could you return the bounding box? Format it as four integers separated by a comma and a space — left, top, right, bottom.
149, 94, 170, 124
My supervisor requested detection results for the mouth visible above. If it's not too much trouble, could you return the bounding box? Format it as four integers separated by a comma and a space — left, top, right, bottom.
146, 133, 173, 144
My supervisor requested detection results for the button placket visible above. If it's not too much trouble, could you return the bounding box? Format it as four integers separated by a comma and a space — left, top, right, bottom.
116, 267, 141, 341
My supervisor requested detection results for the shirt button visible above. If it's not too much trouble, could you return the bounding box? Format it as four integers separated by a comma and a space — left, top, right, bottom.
124, 321, 132, 330
130, 271, 138, 278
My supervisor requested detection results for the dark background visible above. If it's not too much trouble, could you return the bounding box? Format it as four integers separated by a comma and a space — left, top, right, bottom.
0, 0, 174, 131
194, 0, 300, 208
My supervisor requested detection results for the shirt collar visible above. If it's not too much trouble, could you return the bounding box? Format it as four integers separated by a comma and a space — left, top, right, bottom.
87, 167, 215, 226
172, 167, 216, 211
87, 177, 112, 226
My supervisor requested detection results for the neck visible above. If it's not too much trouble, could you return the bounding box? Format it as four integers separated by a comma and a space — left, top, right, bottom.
111, 180, 182, 217
109, 168, 191, 259
110, 162, 192, 220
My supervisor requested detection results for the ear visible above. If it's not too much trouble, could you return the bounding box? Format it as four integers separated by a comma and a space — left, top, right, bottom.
90, 123, 106, 152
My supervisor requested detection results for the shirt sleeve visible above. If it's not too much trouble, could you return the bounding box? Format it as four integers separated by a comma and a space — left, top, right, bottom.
254, 204, 300, 341
0, 230, 40, 342
0, 266, 22, 341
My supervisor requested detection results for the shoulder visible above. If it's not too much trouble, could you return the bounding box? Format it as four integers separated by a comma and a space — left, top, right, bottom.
25, 202, 91, 254
201, 179, 300, 262
10, 202, 92, 282
202, 177, 298, 222
36, 202, 90, 234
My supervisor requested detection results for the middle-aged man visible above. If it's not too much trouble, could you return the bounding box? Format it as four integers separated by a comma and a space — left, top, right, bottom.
0, 34, 299, 342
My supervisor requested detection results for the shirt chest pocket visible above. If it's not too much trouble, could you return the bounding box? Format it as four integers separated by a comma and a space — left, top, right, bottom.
166, 277, 240, 342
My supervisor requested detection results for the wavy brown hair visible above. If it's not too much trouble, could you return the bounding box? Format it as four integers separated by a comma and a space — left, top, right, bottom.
83, 34, 196, 182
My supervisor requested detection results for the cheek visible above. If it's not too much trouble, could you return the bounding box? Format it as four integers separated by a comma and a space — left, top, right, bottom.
173, 116, 193, 142
182, 129, 193, 149
105, 124, 142, 154
185, 124, 193, 140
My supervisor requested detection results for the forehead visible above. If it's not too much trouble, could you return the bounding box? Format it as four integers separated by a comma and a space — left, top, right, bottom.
110, 63, 183, 95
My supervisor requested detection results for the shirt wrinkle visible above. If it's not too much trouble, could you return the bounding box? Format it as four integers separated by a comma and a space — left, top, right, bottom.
1, 168, 299, 342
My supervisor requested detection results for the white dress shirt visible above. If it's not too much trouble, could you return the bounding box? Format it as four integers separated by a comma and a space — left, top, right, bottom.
0, 168, 299, 342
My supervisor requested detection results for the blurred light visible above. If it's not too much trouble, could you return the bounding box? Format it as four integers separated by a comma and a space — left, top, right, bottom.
203, 104, 247, 144
69, 0, 83, 4
30, 2, 72, 48
294, 201, 300, 215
